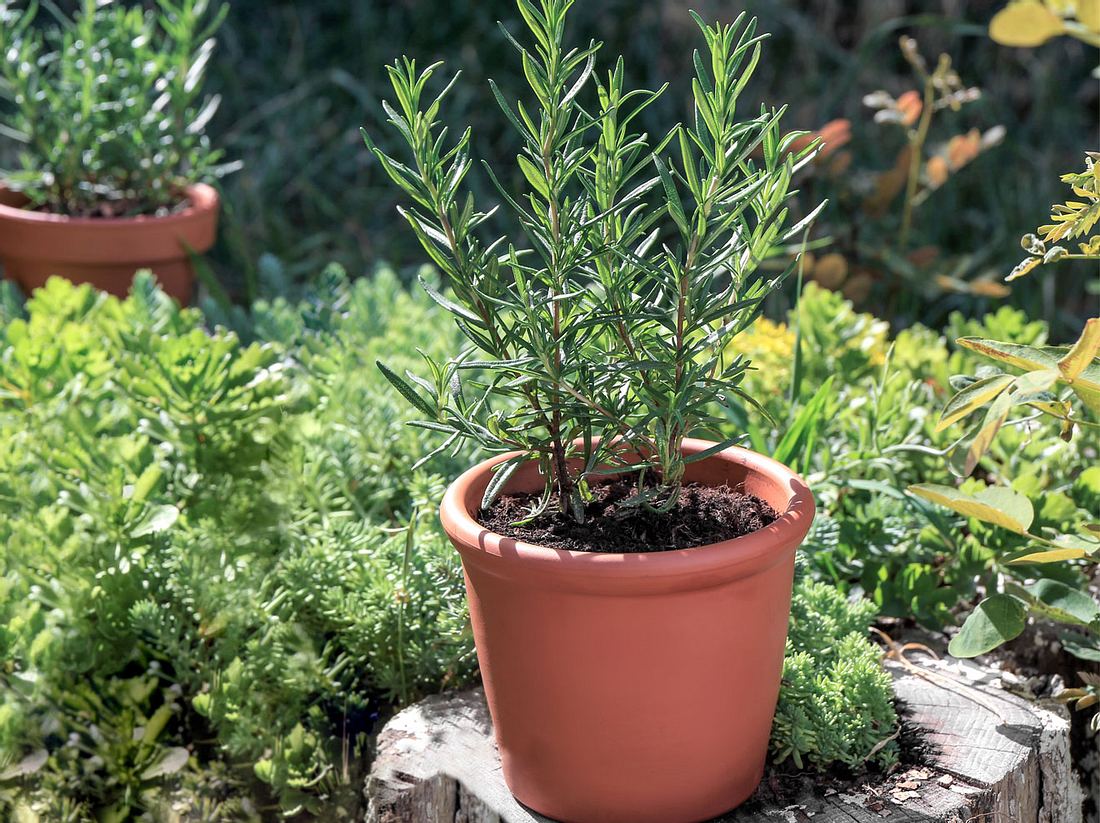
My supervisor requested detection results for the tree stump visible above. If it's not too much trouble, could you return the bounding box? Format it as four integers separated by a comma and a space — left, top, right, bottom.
364, 653, 1083, 823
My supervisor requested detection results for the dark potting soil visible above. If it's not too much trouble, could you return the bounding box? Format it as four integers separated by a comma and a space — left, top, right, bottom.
479, 479, 778, 553
27, 196, 192, 219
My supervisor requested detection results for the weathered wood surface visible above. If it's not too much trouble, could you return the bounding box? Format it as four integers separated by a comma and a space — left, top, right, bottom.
364, 654, 1083, 823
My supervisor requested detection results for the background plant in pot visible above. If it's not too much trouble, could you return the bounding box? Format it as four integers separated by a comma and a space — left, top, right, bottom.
0, 0, 233, 302
366, 0, 822, 819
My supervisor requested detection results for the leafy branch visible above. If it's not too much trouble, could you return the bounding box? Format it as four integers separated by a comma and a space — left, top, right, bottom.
367, 0, 819, 521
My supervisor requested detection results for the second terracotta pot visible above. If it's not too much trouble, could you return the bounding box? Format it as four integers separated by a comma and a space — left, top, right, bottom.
440, 439, 815, 823
0, 183, 219, 303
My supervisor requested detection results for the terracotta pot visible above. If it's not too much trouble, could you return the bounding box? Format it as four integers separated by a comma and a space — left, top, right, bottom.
0, 183, 219, 303
440, 439, 815, 823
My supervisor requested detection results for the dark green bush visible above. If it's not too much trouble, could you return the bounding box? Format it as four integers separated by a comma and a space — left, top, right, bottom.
204, 0, 1097, 331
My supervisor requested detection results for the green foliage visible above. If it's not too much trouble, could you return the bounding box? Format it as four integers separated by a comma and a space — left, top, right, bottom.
0, 272, 475, 820
0, 270, 912, 816
908, 160, 1100, 655
771, 578, 898, 772
898, 158, 1100, 734
725, 283, 1097, 634
1009, 156, 1100, 280
0, 0, 231, 216
199, 0, 1097, 331
366, 0, 818, 519
909, 479, 1099, 659
936, 156, 1100, 475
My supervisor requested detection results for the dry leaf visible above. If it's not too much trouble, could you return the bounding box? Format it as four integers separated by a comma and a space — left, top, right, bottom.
864, 146, 912, 216
813, 252, 849, 289
947, 128, 981, 170
842, 272, 873, 302
897, 90, 923, 126
926, 155, 950, 188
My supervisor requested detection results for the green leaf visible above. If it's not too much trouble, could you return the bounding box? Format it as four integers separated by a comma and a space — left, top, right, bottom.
516, 154, 550, 200
908, 483, 1034, 534
948, 594, 1027, 658
1062, 637, 1100, 662
653, 154, 688, 235
1023, 580, 1100, 626
481, 455, 524, 511
376, 361, 438, 418
1010, 367, 1061, 397
141, 747, 190, 780
956, 338, 1061, 372
959, 389, 1013, 476
677, 128, 701, 198
131, 504, 179, 538
130, 463, 162, 504
418, 275, 481, 323
773, 376, 834, 470
936, 373, 1014, 432
682, 435, 745, 465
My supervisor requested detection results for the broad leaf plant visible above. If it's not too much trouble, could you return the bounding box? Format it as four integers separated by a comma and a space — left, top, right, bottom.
910, 154, 1100, 730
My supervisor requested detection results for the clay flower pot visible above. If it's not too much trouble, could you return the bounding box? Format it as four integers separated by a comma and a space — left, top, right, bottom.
0, 183, 219, 303
440, 439, 815, 823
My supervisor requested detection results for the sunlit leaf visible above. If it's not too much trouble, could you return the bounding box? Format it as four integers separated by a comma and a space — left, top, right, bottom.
1078, 0, 1100, 31
141, 747, 190, 780
908, 483, 1033, 534
131, 504, 179, 538
956, 338, 1060, 371
960, 390, 1013, 476
1058, 318, 1100, 380
948, 594, 1027, 658
1009, 547, 1087, 564
937, 371, 1012, 431
989, 1, 1065, 46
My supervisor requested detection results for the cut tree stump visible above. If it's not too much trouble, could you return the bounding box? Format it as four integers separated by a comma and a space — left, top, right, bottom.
364, 653, 1083, 823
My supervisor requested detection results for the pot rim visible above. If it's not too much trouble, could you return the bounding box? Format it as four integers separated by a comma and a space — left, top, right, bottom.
0, 182, 219, 227
440, 438, 815, 586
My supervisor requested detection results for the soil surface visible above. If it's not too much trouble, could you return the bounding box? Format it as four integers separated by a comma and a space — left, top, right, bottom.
718, 707, 935, 820
25, 195, 191, 219
479, 479, 778, 553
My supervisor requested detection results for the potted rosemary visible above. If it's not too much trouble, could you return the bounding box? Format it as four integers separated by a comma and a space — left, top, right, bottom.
366, 1, 820, 819
0, 0, 230, 302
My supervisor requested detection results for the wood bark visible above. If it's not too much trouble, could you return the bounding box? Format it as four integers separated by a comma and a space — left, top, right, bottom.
364, 654, 1083, 823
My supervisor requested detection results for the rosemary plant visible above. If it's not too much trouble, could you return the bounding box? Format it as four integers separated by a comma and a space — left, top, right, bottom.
0, 0, 230, 216
367, 0, 820, 523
